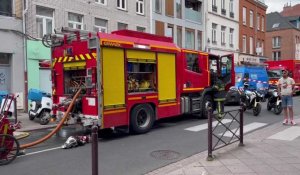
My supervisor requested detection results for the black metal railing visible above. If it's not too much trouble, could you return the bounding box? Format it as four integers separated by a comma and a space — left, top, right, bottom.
212, 5, 217, 12
207, 106, 244, 161
221, 9, 226, 15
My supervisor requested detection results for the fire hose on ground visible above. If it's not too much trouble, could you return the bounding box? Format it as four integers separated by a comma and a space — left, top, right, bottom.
20, 88, 82, 149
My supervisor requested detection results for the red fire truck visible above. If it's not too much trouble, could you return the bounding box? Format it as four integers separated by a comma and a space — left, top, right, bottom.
48, 28, 234, 134
265, 60, 300, 93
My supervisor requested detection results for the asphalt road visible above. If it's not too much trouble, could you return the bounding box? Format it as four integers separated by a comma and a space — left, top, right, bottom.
2, 96, 300, 175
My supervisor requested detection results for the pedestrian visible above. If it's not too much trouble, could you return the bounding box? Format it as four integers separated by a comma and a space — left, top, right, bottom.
277, 69, 296, 125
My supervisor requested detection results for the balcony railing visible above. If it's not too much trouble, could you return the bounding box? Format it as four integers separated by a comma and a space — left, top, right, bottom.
230, 12, 234, 18
221, 9, 226, 15
185, 8, 202, 23
212, 5, 217, 12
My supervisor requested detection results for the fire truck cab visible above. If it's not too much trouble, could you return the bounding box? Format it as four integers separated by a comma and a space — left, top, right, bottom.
50, 28, 234, 134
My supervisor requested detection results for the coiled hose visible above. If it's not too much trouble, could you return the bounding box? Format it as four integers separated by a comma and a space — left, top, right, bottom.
20, 89, 82, 149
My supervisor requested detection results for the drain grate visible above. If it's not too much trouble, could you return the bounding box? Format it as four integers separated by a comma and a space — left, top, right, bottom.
150, 150, 181, 160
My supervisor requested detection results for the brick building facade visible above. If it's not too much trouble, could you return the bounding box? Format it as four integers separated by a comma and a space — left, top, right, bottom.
239, 0, 267, 63
266, 12, 300, 61
281, 3, 300, 17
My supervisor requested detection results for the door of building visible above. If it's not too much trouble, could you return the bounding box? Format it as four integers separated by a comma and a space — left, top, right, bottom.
39, 69, 51, 93
0, 66, 10, 91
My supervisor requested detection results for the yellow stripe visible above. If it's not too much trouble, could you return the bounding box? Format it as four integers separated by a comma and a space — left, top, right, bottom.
68, 57, 74, 62
58, 57, 63, 63
101, 39, 134, 45
128, 97, 142, 100
75, 55, 80, 61
63, 56, 68, 62
79, 54, 85, 60
86, 53, 92, 60
52, 58, 57, 67
150, 45, 180, 51
146, 96, 158, 99
103, 109, 126, 115
182, 50, 198, 54
158, 103, 178, 107
199, 52, 209, 56
183, 88, 204, 91
91, 52, 97, 59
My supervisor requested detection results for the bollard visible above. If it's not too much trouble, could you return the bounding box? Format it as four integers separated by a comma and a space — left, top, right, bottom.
207, 107, 214, 161
14, 98, 17, 124
91, 125, 99, 175
239, 105, 244, 146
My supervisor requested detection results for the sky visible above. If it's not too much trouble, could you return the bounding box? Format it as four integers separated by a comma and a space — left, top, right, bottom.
265, 0, 300, 13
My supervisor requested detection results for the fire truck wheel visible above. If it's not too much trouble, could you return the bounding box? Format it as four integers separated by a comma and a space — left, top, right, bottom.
130, 104, 155, 134
202, 95, 213, 119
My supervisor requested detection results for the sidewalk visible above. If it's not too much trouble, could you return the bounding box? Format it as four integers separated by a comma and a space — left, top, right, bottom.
16, 112, 57, 132
146, 117, 300, 175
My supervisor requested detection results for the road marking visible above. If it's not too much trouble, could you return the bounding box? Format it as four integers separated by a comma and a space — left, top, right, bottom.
221, 122, 267, 137
268, 126, 300, 141
184, 119, 232, 132
19, 146, 61, 157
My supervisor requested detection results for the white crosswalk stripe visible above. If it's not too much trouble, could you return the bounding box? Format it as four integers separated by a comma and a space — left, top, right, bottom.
220, 122, 267, 137
184, 119, 232, 132
268, 126, 300, 141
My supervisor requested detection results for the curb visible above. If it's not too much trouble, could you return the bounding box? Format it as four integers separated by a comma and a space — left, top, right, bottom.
18, 124, 57, 132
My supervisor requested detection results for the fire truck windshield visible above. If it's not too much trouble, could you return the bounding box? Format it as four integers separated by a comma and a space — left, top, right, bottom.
267, 70, 282, 79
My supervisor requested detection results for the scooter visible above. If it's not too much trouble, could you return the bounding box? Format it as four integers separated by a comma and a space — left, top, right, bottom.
238, 82, 264, 116
28, 89, 53, 125
267, 88, 282, 115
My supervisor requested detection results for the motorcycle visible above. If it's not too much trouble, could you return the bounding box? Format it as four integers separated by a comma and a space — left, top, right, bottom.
267, 88, 282, 115
237, 82, 264, 116
28, 89, 53, 125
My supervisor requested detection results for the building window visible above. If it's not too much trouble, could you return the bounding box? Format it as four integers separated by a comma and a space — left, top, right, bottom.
262, 16, 264, 31
176, 0, 182, 18
212, 23, 217, 44
261, 40, 264, 56
197, 31, 202, 51
95, 0, 107, 5
250, 10, 253, 28
117, 22, 128, 30
185, 29, 195, 49
243, 7, 246, 25
257, 15, 260, 31
249, 37, 253, 54
229, 0, 234, 18
177, 26, 182, 47
0, 0, 13, 16
186, 53, 200, 73
94, 18, 107, 33
221, 26, 226, 46
272, 36, 281, 48
221, 0, 226, 15
68, 13, 83, 30
137, 26, 146, 32
256, 40, 261, 55
136, 0, 144, 15
242, 35, 246, 53
0, 53, 11, 65
36, 6, 54, 38
229, 28, 234, 47
166, 24, 174, 39
212, 0, 217, 12
117, 0, 127, 10
272, 51, 281, 61
155, 0, 161, 13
